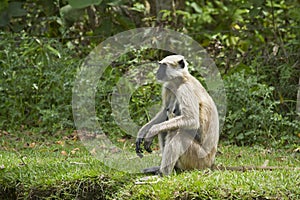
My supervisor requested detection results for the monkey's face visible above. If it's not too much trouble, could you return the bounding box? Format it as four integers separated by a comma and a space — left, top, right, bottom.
156, 55, 188, 82
156, 63, 168, 81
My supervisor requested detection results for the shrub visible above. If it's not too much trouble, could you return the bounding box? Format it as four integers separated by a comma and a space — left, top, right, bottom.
223, 71, 299, 147
0, 34, 78, 132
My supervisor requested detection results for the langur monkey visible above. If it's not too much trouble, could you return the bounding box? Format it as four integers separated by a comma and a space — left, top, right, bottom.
136, 55, 219, 175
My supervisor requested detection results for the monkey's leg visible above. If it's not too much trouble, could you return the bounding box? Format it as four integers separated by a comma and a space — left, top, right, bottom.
158, 132, 167, 153
141, 132, 167, 175
176, 141, 217, 170
161, 130, 206, 174
160, 131, 188, 175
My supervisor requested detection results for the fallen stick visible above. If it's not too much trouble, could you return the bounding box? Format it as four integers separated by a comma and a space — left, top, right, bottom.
134, 175, 161, 185
213, 165, 300, 171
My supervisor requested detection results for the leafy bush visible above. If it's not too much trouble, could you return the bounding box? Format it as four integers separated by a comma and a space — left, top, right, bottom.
0, 34, 78, 132
223, 70, 299, 147
1, 0, 299, 149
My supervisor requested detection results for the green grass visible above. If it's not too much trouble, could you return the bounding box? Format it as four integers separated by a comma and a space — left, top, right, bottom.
0, 130, 299, 199
120, 170, 300, 199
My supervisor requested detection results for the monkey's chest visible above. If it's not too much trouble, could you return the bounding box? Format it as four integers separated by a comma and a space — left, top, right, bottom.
166, 100, 181, 120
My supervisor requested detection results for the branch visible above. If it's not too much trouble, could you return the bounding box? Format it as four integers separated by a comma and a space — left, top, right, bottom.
213, 165, 300, 171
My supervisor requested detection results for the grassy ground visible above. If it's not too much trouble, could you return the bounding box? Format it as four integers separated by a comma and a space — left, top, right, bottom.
0, 130, 299, 199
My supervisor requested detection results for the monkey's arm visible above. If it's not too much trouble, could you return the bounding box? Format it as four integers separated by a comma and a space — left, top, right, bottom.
146, 87, 199, 139
135, 109, 167, 157
143, 112, 199, 154
146, 114, 199, 138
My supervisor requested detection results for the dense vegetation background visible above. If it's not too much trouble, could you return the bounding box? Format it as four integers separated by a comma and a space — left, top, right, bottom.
0, 0, 299, 148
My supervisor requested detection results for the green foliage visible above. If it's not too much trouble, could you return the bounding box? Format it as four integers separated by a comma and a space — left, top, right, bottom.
0, 0, 138, 39
68, 0, 103, 9
169, 0, 300, 147
224, 71, 300, 146
93, 49, 162, 139
1, 2, 300, 199
0, 34, 78, 131
0, 1, 27, 27
0, 0, 299, 148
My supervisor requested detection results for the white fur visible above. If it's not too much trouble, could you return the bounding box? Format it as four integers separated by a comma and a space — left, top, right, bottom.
159, 55, 189, 81
137, 55, 219, 175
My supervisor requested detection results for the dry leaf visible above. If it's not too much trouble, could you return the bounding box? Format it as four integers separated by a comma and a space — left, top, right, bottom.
71, 148, 80, 154
29, 142, 36, 148
117, 138, 126, 143
61, 150, 68, 156
56, 141, 64, 146
90, 148, 96, 155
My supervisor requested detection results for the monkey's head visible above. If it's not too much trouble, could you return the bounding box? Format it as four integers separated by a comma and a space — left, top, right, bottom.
157, 55, 189, 83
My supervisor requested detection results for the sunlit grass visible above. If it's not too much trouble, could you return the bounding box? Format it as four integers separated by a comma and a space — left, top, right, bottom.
0, 131, 299, 199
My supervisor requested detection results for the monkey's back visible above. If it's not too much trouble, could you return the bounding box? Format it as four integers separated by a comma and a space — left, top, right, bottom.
185, 74, 219, 152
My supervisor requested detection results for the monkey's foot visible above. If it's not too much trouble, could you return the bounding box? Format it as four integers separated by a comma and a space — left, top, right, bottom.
142, 166, 160, 175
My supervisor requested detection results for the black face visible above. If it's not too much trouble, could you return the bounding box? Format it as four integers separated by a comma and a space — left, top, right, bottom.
178, 59, 185, 68
156, 63, 167, 81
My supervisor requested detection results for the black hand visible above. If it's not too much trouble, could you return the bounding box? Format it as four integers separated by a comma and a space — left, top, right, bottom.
135, 138, 144, 158
144, 139, 153, 153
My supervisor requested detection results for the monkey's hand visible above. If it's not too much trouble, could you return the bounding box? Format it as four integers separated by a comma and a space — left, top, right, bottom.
144, 137, 153, 153
135, 138, 144, 158
136, 126, 148, 158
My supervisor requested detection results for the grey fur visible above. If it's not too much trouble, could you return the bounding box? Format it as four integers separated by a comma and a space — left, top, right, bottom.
136, 55, 219, 175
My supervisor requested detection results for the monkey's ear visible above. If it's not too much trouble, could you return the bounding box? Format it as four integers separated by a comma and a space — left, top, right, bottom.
178, 59, 185, 68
